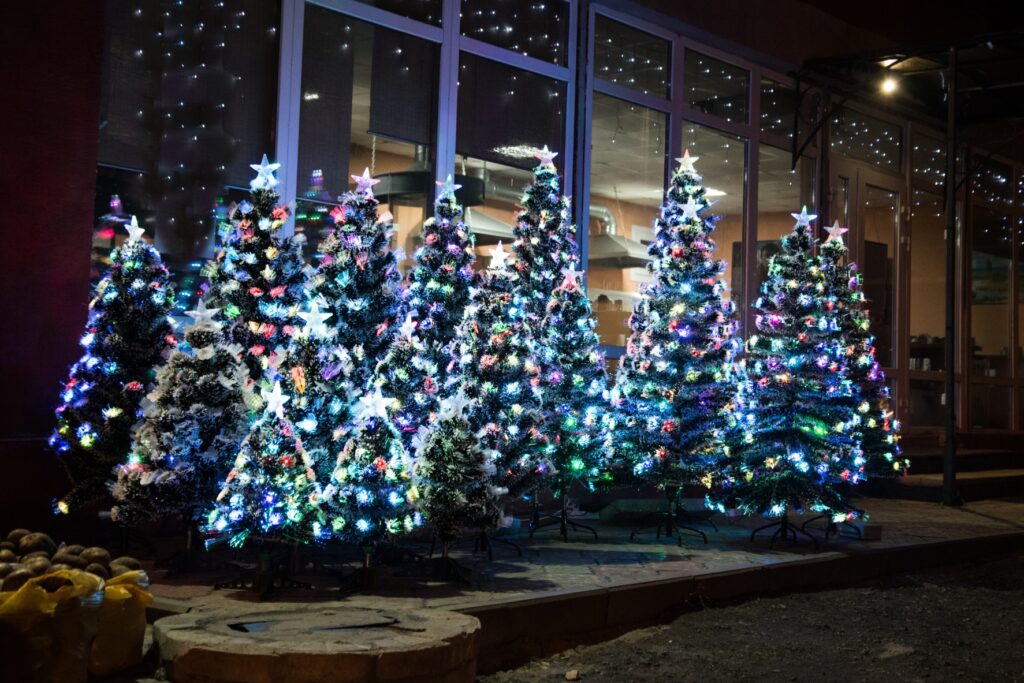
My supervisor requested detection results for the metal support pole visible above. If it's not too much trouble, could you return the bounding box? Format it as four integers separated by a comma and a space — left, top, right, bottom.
942, 47, 959, 506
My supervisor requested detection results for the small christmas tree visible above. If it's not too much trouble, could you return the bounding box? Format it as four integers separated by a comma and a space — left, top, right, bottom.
52, 216, 175, 512
375, 316, 439, 444
204, 382, 323, 548
318, 388, 420, 552
415, 392, 497, 553
457, 243, 547, 498
613, 152, 740, 526
817, 221, 906, 478
112, 300, 251, 526
723, 207, 863, 530
203, 155, 307, 389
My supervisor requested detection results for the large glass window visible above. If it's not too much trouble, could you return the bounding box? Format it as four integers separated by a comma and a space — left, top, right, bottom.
684, 50, 749, 124
909, 189, 948, 371
912, 133, 947, 193
972, 156, 1014, 208
94, 0, 280, 309
971, 385, 1012, 429
970, 206, 1012, 378
830, 108, 901, 173
456, 53, 566, 260
587, 94, 667, 347
351, 0, 442, 25
593, 15, 670, 98
460, 0, 568, 65
759, 79, 794, 139
295, 8, 439, 270
862, 185, 899, 367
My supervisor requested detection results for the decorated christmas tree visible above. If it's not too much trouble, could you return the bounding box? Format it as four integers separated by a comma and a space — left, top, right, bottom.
203, 155, 308, 389
398, 177, 477, 433
512, 146, 577, 324
318, 388, 420, 552
52, 217, 175, 512
612, 151, 741, 530
112, 300, 251, 525
723, 207, 863, 528
204, 382, 323, 548
816, 221, 906, 478
375, 315, 438, 444
457, 243, 547, 498
415, 391, 497, 552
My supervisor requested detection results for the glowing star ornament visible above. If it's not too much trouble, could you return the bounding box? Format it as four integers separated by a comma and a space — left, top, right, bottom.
680, 196, 703, 222
791, 205, 818, 227
397, 312, 418, 339
355, 388, 392, 423
559, 262, 583, 290
261, 381, 289, 418
296, 301, 333, 338
435, 175, 462, 195
438, 391, 472, 420
351, 167, 381, 194
535, 145, 558, 167
249, 154, 281, 191
824, 220, 849, 244
125, 215, 145, 243
185, 299, 221, 329
488, 241, 511, 271
675, 149, 699, 174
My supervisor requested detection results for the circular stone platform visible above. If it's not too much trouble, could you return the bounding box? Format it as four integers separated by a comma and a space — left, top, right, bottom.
154, 603, 480, 683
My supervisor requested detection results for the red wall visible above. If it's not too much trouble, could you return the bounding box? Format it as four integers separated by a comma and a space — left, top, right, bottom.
0, 2, 104, 530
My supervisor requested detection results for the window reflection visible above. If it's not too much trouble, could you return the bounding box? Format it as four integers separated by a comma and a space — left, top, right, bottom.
862, 185, 899, 367
971, 156, 1014, 207
760, 79, 794, 139
909, 189, 947, 372
970, 206, 1012, 378
593, 16, 669, 97
830, 108, 901, 173
587, 94, 666, 346
684, 50, 749, 123
911, 133, 946, 193
460, 0, 568, 65
971, 385, 1011, 429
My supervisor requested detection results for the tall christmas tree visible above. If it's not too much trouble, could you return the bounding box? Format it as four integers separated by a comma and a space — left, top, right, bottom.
203, 155, 308, 390
204, 381, 323, 548
457, 243, 547, 498
396, 177, 477, 436
375, 315, 438, 444
318, 388, 420, 552
112, 300, 251, 526
723, 207, 863, 530
817, 221, 906, 478
52, 217, 175, 512
511, 146, 577, 324
612, 151, 741, 531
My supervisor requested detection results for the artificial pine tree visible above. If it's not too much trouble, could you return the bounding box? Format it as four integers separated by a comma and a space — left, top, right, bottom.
375, 315, 439, 444
612, 152, 740, 540
204, 381, 323, 549
52, 217, 175, 512
816, 221, 906, 479
203, 155, 307, 389
318, 388, 420, 557
723, 207, 864, 541
531, 262, 611, 539
112, 300, 251, 526
457, 243, 547, 498
414, 392, 497, 558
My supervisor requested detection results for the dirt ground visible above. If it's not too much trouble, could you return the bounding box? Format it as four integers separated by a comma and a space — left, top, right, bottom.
480, 553, 1024, 683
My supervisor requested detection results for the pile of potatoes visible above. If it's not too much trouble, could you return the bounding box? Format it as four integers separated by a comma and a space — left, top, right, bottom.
0, 529, 141, 591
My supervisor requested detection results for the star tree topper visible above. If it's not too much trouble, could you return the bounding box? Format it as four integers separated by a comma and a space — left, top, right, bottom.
398, 312, 418, 339
355, 388, 392, 423
435, 175, 462, 196
351, 168, 381, 194
676, 149, 699, 174
250, 154, 281, 191
535, 145, 558, 167
824, 220, 849, 244
126, 215, 145, 243
186, 299, 221, 329
297, 301, 333, 338
791, 205, 818, 228
559, 262, 583, 290
488, 241, 511, 271
262, 381, 290, 418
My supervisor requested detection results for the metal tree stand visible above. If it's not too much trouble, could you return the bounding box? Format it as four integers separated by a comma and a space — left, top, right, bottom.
528, 491, 598, 541
425, 534, 473, 583
750, 513, 820, 550
337, 548, 380, 594
799, 511, 864, 540
471, 530, 523, 561
213, 542, 313, 598
629, 486, 709, 546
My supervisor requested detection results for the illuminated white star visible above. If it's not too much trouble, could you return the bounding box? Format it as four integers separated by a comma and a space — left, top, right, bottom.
435, 174, 462, 195
185, 299, 221, 329
559, 262, 583, 290
355, 387, 392, 422
351, 167, 381, 194
261, 381, 290, 418
680, 196, 703, 222
488, 241, 511, 271
249, 154, 281, 191
675, 149, 699, 174
398, 312, 418, 339
297, 301, 333, 338
535, 145, 559, 166
791, 205, 818, 228
438, 391, 472, 420
824, 220, 849, 244
125, 215, 145, 243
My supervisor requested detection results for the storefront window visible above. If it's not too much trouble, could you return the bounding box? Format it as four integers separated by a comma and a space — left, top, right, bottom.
912, 133, 947, 193
971, 156, 1014, 208
830, 108, 901, 173
460, 0, 568, 65
909, 189, 948, 371
908, 378, 946, 427
94, 0, 280, 309
296, 7, 439, 270
862, 184, 899, 367
684, 50, 749, 124
456, 53, 566, 261
970, 206, 1012, 378
759, 79, 794, 139
593, 16, 670, 98
587, 93, 666, 347
971, 385, 1012, 429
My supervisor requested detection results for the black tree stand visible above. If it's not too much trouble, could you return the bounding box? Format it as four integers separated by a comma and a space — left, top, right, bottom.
337, 547, 380, 594
629, 486, 709, 546
750, 513, 820, 550
471, 530, 523, 561
213, 542, 313, 598
424, 534, 473, 583
528, 491, 598, 542
799, 511, 864, 540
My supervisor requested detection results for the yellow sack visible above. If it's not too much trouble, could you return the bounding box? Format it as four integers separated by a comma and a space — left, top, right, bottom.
0, 569, 104, 683
89, 570, 154, 678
